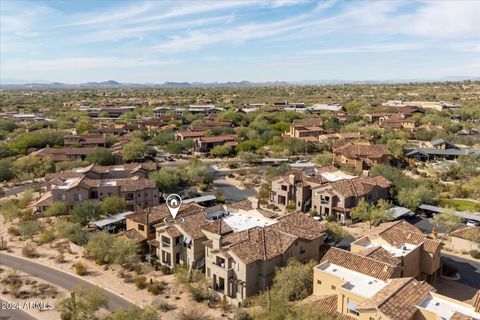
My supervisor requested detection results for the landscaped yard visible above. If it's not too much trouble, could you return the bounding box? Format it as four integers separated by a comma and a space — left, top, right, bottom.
439, 199, 479, 212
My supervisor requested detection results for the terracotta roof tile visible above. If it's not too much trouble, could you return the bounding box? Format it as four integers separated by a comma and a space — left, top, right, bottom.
357, 277, 434, 320
367, 220, 442, 254
320, 247, 401, 280
296, 295, 355, 320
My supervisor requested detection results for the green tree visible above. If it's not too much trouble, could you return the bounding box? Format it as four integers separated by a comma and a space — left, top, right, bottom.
433, 208, 462, 233
122, 139, 147, 162
44, 201, 67, 217
270, 258, 316, 302
12, 155, 53, 181
0, 158, 14, 182
71, 201, 102, 225
101, 196, 126, 216
58, 286, 108, 320
56, 221, 88, 245
324, 222, 349, 244
397, 184, 435, 210
312, 151, 333, 166
387, 139, 407, 159
85, 231, 115, 264
151, 131, 174, 146
211, 145, 233, 157
85, 148, 116, 165
350, 199, 392, 228
0, 200, 24, 221
110, 237, 139, 265
150, 168, 181, 192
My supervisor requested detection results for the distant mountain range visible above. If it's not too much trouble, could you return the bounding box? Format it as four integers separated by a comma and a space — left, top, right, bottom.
1, 77, 479, 88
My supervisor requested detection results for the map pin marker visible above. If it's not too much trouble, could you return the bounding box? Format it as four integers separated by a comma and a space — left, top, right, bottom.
166, 194, 182, 220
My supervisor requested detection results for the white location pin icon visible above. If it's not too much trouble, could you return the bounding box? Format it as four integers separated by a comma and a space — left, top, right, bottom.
166, 194, 182, 220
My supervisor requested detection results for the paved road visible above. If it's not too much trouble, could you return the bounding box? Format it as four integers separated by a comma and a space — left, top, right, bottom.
0, 253, 135, 312
442, 253, 480, 289
0, 299, 37, 320
2, 181, 45, 197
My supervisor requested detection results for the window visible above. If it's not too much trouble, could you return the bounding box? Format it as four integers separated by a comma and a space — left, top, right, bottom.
317, 280, 322, 285
138, 224, 145, 231
74, 194, 82, 201
331, 285, 336, 290
138, 193, 141, 197
57, 194, 66, 201
281, 185, 287, 191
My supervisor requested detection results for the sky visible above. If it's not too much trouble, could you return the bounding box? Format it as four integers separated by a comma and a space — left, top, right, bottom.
1, 0, 479, 83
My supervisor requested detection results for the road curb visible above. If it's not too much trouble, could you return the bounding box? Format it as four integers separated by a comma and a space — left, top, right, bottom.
0, 251, 139, 309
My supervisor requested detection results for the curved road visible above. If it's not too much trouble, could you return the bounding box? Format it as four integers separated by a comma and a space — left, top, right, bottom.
0, 253, 135, 315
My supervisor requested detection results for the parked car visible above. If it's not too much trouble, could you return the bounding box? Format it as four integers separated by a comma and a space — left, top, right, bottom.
466, 220, 480, 227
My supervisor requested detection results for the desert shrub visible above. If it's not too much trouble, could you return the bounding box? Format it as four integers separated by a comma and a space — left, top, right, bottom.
442, 262, 458, 277
147, 281, 167, 295
39, 228, 56, 244
156, 299, 173, 312
19, 220, 43, 240
7, 226, 20, 236
187, 284, 209, 302
470, 250, 480, 259
21, 243, 38, 258
179, 307, 212, 320
135, 276, 147, 290
74, 262, 87, 276
234, 309, 253, 320
159, 264, 172, 275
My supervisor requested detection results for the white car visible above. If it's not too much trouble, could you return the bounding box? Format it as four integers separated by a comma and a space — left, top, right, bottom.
466, 220, 479, 227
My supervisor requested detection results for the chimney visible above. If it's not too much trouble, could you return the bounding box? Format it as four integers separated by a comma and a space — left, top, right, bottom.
212, 233, 221, 250
288, 174, 296, 185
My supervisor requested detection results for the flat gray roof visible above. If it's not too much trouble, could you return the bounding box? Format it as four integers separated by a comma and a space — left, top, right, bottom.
419, 204, 480, 221
93, 211, 133, 228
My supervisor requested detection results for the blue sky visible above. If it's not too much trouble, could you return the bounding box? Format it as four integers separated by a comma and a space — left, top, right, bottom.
1, 0, 479, 83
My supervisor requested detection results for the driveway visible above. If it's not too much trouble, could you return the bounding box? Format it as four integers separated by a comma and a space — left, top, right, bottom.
442, 253, 480, 289
0, 299, 37, 320
0, 253, 135, 312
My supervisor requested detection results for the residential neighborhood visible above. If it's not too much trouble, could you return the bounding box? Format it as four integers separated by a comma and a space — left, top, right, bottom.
1, 1, 479, 320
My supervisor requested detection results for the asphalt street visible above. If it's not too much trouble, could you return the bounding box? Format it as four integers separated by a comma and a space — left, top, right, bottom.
442, 253, 480, 289
0, 299, 37, 320
0, 253, 135, 313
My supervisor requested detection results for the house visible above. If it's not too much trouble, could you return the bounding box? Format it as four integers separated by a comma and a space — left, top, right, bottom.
269, 166, 391, 221
310, 175, 391, 222
35, 164, 159, 213
175, 130, 205, 141
202, 212, 326, 303
64, 134, 107, 148
307, 246, 480, 320
80, 106, 136, 118
350, 220, 442, 282
32, 147, 97, 162
448, 227, 480, 252
155, 200, 274, 272
404, 140, 479, 162
195, 134, 238, 152
288, 118, 323, 139
332, 142, 391, 171
154, 105, 224, 118
378, 115, 416, 131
